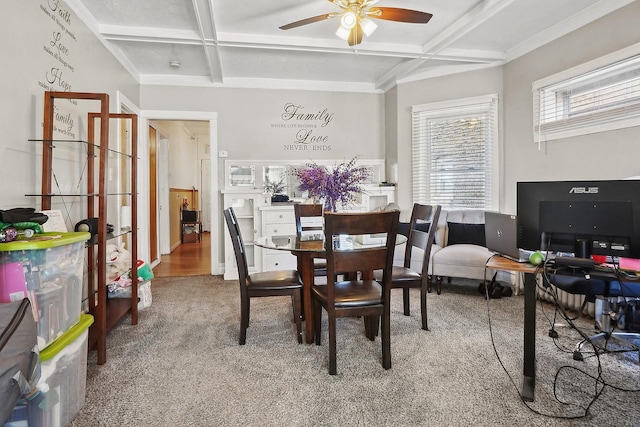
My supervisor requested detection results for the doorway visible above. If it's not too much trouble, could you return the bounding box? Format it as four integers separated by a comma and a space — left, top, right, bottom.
151, 232, 211, 277
142, 110, 219, 276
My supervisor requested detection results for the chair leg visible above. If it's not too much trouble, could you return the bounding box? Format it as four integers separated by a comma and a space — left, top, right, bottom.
364, 315, 379, 341
239, 298, 249, 345
299, 291, 305, 321
364, 315, 371, 339
293, 291, 303, 344
421, 283, 429, 331
436, 276, 443, 295
402, 288, 410, 316
381, 307, 391, 370
314, 299, 322, 345
329, 314, 337, 375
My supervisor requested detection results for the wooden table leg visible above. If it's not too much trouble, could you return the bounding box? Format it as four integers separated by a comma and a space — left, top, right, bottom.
296, 252, 315, 344
521, 272, 536, 402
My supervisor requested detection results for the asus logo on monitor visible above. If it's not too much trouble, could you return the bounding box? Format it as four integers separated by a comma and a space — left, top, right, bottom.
569, 186, 599, 194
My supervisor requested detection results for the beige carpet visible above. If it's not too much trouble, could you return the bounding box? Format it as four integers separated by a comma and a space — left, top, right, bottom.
70, 275, 640, 426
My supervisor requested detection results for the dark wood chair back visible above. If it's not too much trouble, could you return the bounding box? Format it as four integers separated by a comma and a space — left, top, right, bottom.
294, 203, 328, 275
223, 207, 249, 284
294, 203, 324, 236
224, 206, 303, 345
313, 210, 400, 374
405, 204, 441, 277
394, 203, 441, 330
325, 211, 399, 281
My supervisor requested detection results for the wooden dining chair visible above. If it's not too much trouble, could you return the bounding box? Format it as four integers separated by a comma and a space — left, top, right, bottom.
294, 203, 328, 276
374, 204, 441, 330
312, 210, 399, 375
223, 207, 303, 344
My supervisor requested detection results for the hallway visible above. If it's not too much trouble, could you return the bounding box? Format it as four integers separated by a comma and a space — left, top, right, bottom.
152, 232, 212, 277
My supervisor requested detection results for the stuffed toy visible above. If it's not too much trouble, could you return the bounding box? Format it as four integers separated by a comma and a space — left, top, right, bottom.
105, 242, 132, 282
136, 259, 154, 281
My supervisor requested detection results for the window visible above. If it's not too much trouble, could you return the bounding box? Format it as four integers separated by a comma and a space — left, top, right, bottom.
411, 94, 499, 210
533, 46, 640, 142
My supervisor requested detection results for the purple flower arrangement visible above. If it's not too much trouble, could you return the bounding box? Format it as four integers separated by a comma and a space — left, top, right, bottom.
293, 157, 370, 212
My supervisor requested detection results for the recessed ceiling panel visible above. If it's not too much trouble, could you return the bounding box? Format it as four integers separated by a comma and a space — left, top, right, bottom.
112, 41, 210, 75
213, 0, 478, 48
448, 0, 603, 52
79, 0, 198, 30
218, 46, 406, 83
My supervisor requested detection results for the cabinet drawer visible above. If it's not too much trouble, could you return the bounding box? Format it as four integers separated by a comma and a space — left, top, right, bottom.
263, 210, 295, 224
264, 253, 297, 271
263, 223, 296, 236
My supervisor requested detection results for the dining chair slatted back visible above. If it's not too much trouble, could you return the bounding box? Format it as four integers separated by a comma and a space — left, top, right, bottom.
312, 210, 399, 375
225, 208, 250, 283
224, 207, 303, 345
294, 203, 324, 236
294, 203, 328, 276
375, 203, 441, 330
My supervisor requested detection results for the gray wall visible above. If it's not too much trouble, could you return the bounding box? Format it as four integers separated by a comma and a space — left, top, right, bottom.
140, 86, 385, 162
1, 1, 138, 209
502, 1, 640, 213
393, 67, 504, 212
391, 1, 640, 215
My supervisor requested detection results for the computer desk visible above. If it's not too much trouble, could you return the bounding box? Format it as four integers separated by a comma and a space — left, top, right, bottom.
485, 255, 540, 402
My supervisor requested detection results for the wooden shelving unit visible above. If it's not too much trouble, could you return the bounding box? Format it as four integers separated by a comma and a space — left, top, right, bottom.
38, 91, 139, 365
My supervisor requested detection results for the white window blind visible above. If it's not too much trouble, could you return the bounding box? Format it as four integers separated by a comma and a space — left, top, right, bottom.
533, 49, 640, 142
412, 95, 498, 210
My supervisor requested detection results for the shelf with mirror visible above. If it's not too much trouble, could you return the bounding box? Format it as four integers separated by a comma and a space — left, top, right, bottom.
221, 159, 394, 278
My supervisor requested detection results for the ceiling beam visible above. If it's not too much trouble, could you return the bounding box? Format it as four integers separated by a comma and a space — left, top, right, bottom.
375, 0, 517, 90
192, 0, 222, 84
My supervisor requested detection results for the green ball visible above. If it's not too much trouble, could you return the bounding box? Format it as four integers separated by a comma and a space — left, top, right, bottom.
529, 251, 545, 265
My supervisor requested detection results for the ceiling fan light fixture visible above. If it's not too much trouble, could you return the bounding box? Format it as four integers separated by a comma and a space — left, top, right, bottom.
280, 1, 433, 47
335, 25, 351, 41
340, 11, 357, 29
360, 17, 377, 37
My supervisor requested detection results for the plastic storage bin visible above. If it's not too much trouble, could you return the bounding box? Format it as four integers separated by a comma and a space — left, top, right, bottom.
0, 232, 90, 350
3, 313, 93, 427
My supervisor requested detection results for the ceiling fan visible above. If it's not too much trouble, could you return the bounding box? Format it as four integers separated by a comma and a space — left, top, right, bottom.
279, 0, 433, 46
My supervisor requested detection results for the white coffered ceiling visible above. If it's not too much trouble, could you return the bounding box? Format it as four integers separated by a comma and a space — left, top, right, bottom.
66, 0, 635, 93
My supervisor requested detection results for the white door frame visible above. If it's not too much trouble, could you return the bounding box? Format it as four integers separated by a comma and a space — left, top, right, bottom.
140, 109, 220, 275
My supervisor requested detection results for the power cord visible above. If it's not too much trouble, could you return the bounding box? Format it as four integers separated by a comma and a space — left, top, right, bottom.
483, 260, 640, 421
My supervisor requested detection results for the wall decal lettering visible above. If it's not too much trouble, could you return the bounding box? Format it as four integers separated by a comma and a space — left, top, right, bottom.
272, 103, 335, 152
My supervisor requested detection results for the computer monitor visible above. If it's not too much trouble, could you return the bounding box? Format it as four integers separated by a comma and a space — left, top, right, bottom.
516, 180, 640, 259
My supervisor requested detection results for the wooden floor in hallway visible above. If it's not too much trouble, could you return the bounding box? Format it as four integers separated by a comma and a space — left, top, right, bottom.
152, 232, 212, 277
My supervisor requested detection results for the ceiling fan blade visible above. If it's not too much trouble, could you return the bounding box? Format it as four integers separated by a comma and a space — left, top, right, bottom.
279, 14, 335, 30
348, 23, 363, 46
368, 7, 433, 24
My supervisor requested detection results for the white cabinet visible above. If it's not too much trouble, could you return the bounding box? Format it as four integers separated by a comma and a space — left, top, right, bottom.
222, 190, 270, 279
361, 185, 397, 211
222, 159, 396, 277
260, 206, 297, 271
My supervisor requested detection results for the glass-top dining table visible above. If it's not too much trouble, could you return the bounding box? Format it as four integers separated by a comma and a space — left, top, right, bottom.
255, 233, 407, 344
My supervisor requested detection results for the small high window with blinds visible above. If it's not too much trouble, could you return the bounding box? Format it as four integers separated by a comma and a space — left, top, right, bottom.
533, 49, 640, 142
411, 94, 498, 210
